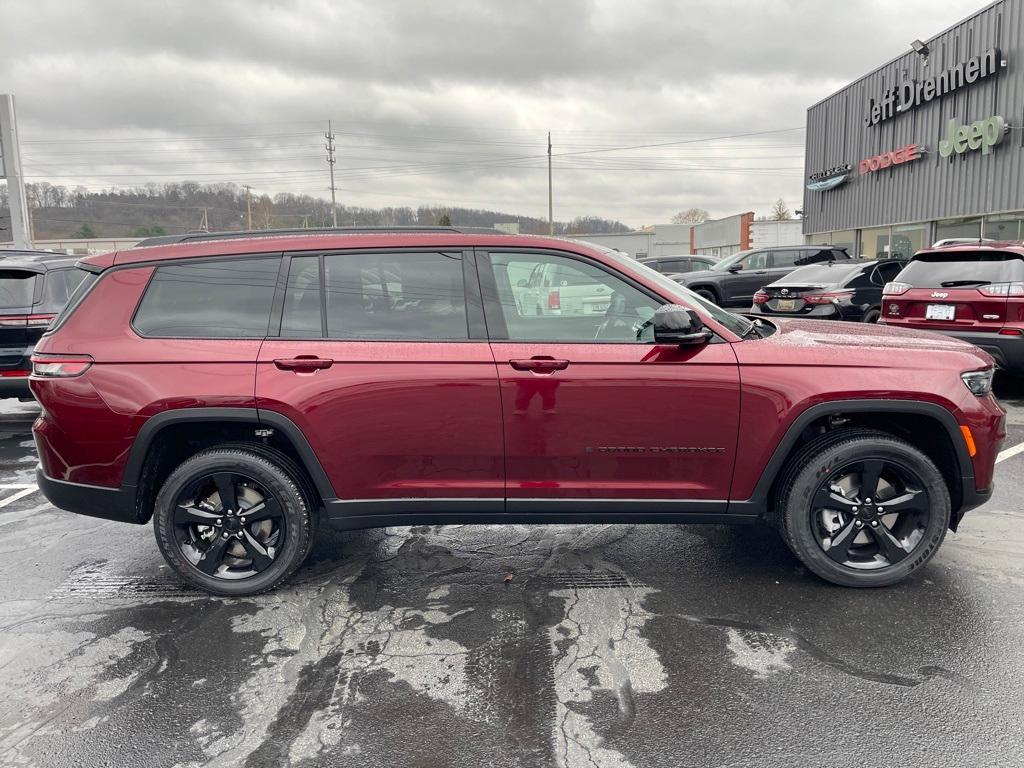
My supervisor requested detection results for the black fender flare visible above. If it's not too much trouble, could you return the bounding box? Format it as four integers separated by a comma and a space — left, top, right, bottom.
730, 399, 972, 514
122, 407, 338, 501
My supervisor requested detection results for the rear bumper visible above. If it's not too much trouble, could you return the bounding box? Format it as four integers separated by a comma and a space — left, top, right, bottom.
35, 464, 141, 524
938, 330, 1024, 375
0, 376, 32, 399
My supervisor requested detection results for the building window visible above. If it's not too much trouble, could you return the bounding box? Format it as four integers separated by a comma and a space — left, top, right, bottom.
860, 227, 891, 260
984, 214, 1024, 241
935, 217, 982, 243
890, 224, 928, 260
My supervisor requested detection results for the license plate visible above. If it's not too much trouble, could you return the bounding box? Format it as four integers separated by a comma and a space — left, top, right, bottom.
776, 299, 797, 311
585, 301, 610, 314
926, 304, 956, 320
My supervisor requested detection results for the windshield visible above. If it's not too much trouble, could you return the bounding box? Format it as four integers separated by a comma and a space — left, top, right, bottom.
580, 243, 754, 338
0, 270, 38, 309
901, 251, 1024, 287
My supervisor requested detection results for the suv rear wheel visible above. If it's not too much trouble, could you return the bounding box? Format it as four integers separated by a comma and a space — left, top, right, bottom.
153, 446, 314, 596
778, 429, 950, 587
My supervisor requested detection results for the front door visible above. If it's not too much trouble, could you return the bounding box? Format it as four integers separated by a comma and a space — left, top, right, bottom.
724, 251, 771, 306
478, 249, 741, 509
256, 249, 504, 512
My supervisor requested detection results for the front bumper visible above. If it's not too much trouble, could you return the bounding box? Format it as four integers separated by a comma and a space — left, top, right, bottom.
35, 465, 140, 524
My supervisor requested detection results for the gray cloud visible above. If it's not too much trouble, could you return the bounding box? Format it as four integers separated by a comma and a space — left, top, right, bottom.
1, 0, 985, 225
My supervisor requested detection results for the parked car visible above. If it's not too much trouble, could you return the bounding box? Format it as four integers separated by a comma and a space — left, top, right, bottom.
750, 259, 906, 323
515, 258, 614, 317
31, 229, 1003, 595
0, 251, 85, 400
637, 254, 717, 276
881, 242, 1024, 375
672, 245, 854, 307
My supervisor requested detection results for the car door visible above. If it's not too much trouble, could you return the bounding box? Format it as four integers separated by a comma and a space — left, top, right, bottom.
724, 251, 771, 306
256, 249, 504, 515
478, 248, 741, 510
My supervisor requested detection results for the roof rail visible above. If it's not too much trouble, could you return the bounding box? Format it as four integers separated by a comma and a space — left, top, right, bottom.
134, 226, 505, 247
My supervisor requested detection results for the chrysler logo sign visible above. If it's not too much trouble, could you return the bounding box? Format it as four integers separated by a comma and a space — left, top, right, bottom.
806, 163, 851, 192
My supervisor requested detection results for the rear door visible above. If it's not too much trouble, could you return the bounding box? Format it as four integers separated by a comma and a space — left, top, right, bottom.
256, 249, 504, 511
479, 248, 741, 506
884, 251, 1023, 331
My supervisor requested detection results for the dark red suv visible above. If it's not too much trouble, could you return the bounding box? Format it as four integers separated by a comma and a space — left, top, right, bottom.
30, 230, 1005, 595
880, 242, 1024, 375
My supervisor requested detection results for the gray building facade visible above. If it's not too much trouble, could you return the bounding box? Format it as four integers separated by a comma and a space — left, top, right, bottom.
803, 0, 1024, 260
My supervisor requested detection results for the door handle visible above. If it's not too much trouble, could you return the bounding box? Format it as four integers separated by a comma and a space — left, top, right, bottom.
273, 356, 333, 372
509, 356, 569, 373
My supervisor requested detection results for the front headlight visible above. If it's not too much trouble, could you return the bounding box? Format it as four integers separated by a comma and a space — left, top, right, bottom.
961, 367, 994, 396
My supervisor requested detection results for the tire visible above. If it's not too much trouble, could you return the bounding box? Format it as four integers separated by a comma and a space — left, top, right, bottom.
862, 308, 881, 323
694, 288, 718, 304
777, 428, 950, 587
153, 446, 315, 596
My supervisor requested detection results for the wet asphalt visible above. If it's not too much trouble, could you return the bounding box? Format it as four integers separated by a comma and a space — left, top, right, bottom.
1, 380, 1023, 768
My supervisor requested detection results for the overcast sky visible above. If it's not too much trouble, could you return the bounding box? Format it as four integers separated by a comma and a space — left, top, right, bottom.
1, 0, 987, 227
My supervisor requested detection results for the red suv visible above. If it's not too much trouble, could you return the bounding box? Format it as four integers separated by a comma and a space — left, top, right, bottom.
880, 242, 1024, 375
30, 230, 1005, 595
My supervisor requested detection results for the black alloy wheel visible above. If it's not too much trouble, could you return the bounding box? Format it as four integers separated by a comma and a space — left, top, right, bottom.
172, 472, 285, 580
778, 428, 950, 587
695, 288, 717, 304
154, 446, 314, 596
809, 458, 930, 570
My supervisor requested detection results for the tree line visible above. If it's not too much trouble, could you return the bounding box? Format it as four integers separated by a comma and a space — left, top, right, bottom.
0, 181, 632, 240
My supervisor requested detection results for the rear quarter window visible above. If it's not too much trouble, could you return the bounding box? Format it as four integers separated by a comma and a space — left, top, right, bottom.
133, 257, 281, 338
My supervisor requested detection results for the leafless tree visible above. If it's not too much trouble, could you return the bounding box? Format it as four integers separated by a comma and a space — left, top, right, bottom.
670, 208, 709, 225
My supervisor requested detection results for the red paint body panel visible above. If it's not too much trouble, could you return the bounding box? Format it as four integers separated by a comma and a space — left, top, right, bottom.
256, 340, 504, 499
490, 341, 739, 498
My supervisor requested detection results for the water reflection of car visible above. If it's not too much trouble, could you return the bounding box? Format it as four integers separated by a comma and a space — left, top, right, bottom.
515, 260, 613, 316
749, 259, 907, 323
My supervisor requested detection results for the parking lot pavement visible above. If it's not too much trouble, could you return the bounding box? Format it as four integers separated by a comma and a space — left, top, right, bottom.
1, 397, 1023, 768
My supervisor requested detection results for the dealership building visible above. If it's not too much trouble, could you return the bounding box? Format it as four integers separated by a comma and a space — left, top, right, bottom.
802, 0, 1024, 259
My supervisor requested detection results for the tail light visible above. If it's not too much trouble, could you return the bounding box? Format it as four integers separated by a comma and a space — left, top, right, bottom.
804, 290, 854, 305
547, 290, 561, 310
998, 328, 1024, 336
979, 282, 1024, 297
0, 314, 56, 328
31, 353, 94, 378
753, 290, 769, 305
883, 282, 911, 296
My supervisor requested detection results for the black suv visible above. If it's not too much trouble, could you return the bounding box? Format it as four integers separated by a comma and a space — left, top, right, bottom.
0, 251, 85, 399
672, 245, 853, 307
749, 259, 906, 323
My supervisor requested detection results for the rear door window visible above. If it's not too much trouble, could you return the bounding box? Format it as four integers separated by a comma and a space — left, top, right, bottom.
0, 270, 38, 310
133, 256, 281, 338
323, 251, 468, 340
900, 252, 1024, 287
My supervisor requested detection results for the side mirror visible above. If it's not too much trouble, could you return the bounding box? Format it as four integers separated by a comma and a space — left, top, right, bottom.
727, 263, 743, 273
653, 305, 712, 346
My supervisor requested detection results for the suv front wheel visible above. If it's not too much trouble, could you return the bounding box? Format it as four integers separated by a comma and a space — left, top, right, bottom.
153, 446, 315, 596
778, 429, 950, 587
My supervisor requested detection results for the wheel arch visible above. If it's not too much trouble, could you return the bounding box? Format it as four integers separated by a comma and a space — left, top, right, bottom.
124, 407, 337, 523
734, 400, 972, 527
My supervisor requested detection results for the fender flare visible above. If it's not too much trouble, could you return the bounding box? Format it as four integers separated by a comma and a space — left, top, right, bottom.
122, 407, 338, 501
732, 399, 972, 512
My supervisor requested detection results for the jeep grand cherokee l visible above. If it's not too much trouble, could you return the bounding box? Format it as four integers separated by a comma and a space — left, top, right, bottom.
30, 230, 1004, 595
881, 243, 1024, 375
673, 245, 854, 307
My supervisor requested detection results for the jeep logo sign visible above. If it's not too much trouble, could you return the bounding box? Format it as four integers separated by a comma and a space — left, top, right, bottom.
939, 115, 1007, 158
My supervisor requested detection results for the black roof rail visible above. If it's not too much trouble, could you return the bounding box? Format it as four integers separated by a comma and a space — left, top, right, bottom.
134, 226, 505, 247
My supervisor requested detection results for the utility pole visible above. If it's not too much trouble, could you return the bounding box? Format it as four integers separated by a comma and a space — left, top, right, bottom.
0, 95, 32, 249
325, 121, 338, 227
243, 185, 253, 230
547, 131, 553, 236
